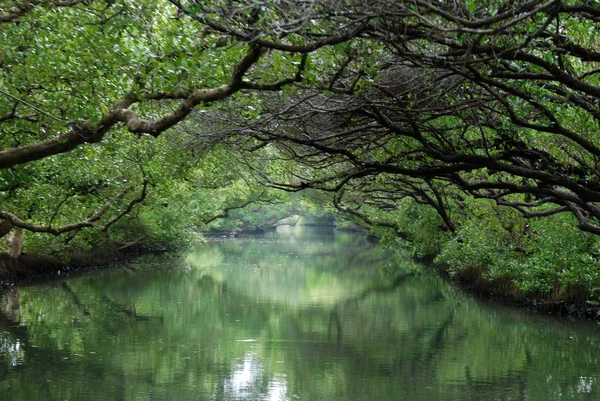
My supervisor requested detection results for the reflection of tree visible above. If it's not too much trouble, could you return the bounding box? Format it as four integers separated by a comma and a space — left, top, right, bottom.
100, 296, 163, 323
0, 293, 77, 385
328, 309, 343, 342
0, 300, 27, 344
338, 241, 386, 269
187, 229, 399, 309
329, 272, 415, 342
60, 283, 90, 317
2, 289, 19, 322
420, 311, 455, 377
1, 235, 599, 400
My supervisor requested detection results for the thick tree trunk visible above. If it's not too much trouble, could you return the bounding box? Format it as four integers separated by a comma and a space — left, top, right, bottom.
7, 228, 23, 259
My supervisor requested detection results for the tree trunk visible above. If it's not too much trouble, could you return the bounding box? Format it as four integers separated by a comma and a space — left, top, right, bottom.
7, 228, 23, 259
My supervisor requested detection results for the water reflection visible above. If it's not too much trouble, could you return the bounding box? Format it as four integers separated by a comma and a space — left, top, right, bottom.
0, 226, 599, 400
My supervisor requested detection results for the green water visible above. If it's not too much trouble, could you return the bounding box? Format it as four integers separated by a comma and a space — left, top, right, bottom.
1, 226, 600, 400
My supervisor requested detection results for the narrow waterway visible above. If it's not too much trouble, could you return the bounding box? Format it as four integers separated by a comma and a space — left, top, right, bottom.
1, 226, 599, 400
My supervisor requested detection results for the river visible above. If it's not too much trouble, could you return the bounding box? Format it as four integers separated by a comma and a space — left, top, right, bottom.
1, 226, 599, 400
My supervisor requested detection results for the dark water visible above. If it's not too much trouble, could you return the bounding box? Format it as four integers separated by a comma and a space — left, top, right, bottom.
1, 226, 600, 400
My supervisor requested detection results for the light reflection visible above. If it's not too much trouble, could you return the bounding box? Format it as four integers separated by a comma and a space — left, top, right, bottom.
268, 376, 289, 401
227, 353, 261, 398
224, 352, 290, 401
578, 377, 595, 394
0, 338, 22, 367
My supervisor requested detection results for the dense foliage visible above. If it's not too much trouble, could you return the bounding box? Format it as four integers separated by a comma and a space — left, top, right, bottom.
1, 0, 600, 303
0, 0, 359, 255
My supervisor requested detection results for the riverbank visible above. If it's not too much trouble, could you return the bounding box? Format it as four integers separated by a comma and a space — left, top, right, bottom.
0, 225, 328, 286
0, 253, 65, 286
0, 246, 174, 289
427, 259, 600, 320
3, 228, 600, 320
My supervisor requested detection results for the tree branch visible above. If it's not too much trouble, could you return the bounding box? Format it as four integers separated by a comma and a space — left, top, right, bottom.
0, 190, 128, 235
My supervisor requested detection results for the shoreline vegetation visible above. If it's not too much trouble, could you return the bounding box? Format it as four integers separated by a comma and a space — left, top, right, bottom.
434, 261, 600, 320
2, 225, 600, 321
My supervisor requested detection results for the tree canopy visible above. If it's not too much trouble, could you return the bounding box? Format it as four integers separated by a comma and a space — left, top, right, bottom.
210, 0, 600, 235
0, 0, 364, 248
1, 0, 600, 270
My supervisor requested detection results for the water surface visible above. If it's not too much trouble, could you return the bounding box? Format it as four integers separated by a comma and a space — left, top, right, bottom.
1, 226, 600, 400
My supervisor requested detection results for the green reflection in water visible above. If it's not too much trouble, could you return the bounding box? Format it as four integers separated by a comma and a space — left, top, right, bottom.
0, 226, 599, 400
